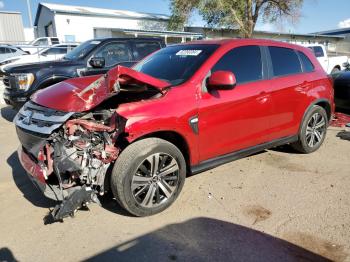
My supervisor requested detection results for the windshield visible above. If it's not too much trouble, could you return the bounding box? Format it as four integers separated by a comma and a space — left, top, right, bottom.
133, 44, 219, 85
64, 40, 101, 60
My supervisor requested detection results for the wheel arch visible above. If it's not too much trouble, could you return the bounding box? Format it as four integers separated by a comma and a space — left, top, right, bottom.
129, 130, 192, 173
35, 75, 71, 90
300, 99, 332, 132
314, 99, 332, 122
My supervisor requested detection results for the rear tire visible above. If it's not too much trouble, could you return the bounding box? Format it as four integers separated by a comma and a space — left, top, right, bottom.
292, 105, 328, 153
111, 138, 186, 217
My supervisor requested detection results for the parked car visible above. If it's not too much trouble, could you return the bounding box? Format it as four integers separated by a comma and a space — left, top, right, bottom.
18, 37, 60, 54
303, 44, 348, 74
14, 39, 334, 222
0, 44, 78, 69
0, 44, 28, 62
332, 70, 350, 111
3, 37, 165, 108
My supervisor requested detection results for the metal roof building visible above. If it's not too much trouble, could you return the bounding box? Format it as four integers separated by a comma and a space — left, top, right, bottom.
313, 28, 350, 36
186, 26, 350, 54
0, 11, 25, 43
34, 3, 202, 44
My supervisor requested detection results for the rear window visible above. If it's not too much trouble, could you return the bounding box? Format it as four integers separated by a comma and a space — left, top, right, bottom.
298, 51, 315, 72
308, 46, 324, 57
212, 45, 263, 84
133, 42, 161, 60
269, 46, 302, 77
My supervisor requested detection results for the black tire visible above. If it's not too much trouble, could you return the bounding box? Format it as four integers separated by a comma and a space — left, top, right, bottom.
111, 138, 186, 216
292, 105, 328, 153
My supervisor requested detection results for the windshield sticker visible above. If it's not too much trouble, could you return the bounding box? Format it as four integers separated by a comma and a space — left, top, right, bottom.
90, 41, 101, 45
176, 50, 202, 56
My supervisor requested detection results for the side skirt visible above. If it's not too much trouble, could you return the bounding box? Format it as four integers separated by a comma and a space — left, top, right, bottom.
190, 135, 298, 175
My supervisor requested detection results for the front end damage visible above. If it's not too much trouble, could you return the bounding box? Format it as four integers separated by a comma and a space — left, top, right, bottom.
14, 66, 170, 223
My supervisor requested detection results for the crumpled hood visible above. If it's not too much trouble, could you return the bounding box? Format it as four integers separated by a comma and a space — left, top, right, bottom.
31, 65, 170, 112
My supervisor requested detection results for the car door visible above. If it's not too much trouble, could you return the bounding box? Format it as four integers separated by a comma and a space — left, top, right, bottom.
198, 45, 273, 161
83, 42, 132, 76
265, 46, 311, 141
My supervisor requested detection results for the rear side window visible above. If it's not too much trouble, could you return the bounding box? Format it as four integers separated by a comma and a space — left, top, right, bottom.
308, 46, 324, 57
51, 38, 60, 44
298, 51, 314, 72
212, 45, 263, 84
269, 46, 302, 77
8, 48, 17, 53
43, 47, 67, 55
133, 42, 161, 60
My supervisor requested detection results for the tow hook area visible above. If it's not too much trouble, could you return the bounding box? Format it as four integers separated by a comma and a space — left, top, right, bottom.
44, 185, 101, 224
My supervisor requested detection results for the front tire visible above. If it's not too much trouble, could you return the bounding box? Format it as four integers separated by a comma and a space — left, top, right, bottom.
111, 138, 186, 216
292, 105, 328, 153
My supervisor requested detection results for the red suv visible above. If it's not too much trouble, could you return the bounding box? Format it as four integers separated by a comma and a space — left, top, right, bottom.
15, 39, 334, 221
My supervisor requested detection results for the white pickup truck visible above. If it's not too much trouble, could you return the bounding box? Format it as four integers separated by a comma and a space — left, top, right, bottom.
18, 37, 60, 54
303, 44, 348, 74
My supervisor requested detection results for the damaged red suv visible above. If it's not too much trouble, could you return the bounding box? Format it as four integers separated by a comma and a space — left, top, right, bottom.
15, 39, 334, 221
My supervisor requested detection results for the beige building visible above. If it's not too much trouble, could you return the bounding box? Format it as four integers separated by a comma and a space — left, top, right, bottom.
0, 11, 25, 43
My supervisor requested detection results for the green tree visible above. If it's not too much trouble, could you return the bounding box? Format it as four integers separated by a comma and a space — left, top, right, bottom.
169, 0, 304, 38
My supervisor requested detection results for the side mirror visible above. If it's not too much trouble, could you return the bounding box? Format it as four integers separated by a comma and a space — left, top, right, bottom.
89, 57, 105, 68
207, 71, 236, 90
342, 61, 349, 68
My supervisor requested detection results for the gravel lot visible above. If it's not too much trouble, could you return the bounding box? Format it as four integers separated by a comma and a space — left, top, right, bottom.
0, 105, 350, 262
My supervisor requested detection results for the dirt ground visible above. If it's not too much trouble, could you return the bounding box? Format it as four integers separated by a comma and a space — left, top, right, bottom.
0, 105, 350, 262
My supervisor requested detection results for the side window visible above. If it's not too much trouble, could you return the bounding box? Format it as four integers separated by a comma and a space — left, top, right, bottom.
298, 51, 315, 73
8, 48, 17, 53
212, 45, 263, 84
309, 46, 324, 57
43, 47, 67, 55
4, 47, 12, 54
94, 42, 131, 67
269, 46, 302, 77
34, 38, 49, 46
133, 42, 161, 60
0, 47, 6, 54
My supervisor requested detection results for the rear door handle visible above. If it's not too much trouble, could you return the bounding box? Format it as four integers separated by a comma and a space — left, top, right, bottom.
298, 81, 309, 88
256, 91, 270, 104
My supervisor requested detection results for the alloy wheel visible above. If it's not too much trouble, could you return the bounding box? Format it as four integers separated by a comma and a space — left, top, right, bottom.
305, 112, 326, 148
131, 153, 180, 208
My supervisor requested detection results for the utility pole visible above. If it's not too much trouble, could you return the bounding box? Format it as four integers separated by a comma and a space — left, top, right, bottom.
26, 0, 33, 27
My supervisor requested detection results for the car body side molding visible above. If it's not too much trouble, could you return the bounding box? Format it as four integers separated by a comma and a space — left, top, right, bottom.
191, 135, 298, 175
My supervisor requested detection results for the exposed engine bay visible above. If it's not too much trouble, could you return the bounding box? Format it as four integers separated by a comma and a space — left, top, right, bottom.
15, 69, 167, 223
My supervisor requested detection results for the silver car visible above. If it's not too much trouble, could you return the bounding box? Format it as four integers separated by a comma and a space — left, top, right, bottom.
0, 45, 28, 61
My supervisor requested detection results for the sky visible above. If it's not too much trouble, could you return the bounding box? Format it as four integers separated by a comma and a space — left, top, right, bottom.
1, 0, 350, 34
